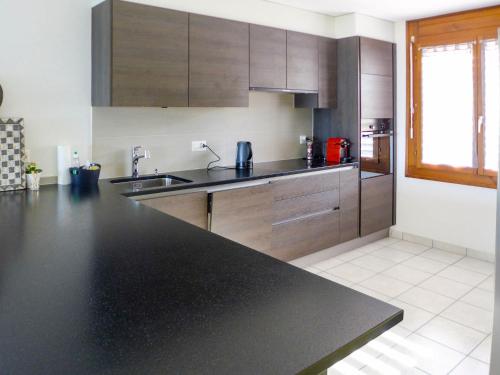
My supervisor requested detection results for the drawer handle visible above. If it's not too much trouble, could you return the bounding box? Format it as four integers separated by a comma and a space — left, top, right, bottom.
273, 207, 340, 226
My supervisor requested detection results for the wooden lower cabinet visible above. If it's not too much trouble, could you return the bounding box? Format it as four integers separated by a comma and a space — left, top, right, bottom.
271, 210, 340, 261
269, 169, 354, 261
360, 174, 394, 236
210, 183, 273, 253
339, 168, 359, 242
272, 172, 340, 201
273, 189, 339, 224
140, 168, 365, 262
140, 192, 208, 229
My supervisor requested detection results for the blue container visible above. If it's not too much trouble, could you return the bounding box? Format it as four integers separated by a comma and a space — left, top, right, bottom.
70, 164, 101, 187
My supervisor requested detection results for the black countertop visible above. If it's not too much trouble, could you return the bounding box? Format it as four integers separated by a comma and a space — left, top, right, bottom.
116, 158, 359, 196
0, 160, 402, 375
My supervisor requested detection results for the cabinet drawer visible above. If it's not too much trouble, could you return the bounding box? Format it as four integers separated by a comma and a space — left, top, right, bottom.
272, 172, 340, 201
272, 189, 339, 224
271, 210, 340, 261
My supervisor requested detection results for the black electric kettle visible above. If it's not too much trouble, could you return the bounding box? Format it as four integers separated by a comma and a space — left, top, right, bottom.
235, 141, 253, 170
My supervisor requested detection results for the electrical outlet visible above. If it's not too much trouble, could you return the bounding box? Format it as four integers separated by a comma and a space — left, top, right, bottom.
192, 141, 207, 152
299, 135, 308, 145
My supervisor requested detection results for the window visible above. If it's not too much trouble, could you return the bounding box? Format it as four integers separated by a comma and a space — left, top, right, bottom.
407, 6, 500, 188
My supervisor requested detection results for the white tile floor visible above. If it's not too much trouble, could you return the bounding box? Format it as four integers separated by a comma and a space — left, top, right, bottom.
300, 237, 495, 375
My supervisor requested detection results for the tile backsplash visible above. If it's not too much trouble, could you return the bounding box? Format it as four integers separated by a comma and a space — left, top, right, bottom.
93, 91, 312, 178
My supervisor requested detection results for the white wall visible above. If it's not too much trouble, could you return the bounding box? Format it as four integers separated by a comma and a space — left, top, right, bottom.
91, 0, 336, 37
0, 0, 92, 176
392, 21, 497, 255
334, 13, 395, 42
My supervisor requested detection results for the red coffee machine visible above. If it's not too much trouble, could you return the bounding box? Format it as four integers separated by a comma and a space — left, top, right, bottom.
326, 138, 351, 163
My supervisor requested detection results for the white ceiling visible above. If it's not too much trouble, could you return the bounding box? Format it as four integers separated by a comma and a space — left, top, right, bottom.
265, 0, 499, 21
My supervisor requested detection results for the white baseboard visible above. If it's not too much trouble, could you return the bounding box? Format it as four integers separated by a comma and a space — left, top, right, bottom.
390, 229, 495, 263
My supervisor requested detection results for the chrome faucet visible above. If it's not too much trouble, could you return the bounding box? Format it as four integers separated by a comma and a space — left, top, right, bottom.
131, 146, 150, 179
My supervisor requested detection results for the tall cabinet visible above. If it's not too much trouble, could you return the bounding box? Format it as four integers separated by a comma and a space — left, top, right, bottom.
313, 36, 396, 237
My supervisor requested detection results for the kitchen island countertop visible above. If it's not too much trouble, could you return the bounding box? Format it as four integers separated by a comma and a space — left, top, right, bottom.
0, 160, 402, 375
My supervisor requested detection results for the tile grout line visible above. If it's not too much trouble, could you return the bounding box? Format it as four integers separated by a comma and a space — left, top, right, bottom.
416, 314, 490, 347
315, 238, 493, 375
446, 354, 490, 375
464, 333, 492, 360
314, 242, 493, 317
467, 334, 492, 364
343, 250, 494, 346
343, 243, 447, 299
326, 241, 433, 280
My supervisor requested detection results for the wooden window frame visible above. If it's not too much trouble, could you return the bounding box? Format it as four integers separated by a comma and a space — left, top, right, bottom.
406, 6, 500, 189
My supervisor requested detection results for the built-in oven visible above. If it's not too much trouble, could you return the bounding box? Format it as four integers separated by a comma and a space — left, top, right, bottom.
360, 119, 393, 179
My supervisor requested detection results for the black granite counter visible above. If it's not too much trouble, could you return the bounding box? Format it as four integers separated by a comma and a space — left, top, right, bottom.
0, 160, 402, 375
115, 158, 359, 197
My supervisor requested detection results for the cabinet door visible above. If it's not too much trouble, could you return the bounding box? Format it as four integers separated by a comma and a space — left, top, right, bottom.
112, 1, 189, 107
211, 184, 272, 253
318, 37, 337, 108
250, 25, 286, 89
287, 31, 319, 91
360, 175, 393, 236
339, 169, 359, 242
361, 74, 393, 118
360, 37, 393, 77
141, 192, 208, 230
189, 14, 249, 107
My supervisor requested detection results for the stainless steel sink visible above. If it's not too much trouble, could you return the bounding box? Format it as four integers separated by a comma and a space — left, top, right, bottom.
111, 174, 192, 192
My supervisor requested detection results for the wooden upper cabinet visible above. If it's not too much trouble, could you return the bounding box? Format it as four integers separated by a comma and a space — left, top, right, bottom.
189, 14, 249, 107
360, 37, 394, 118
286, 31, 319, 91
318, 37, 337, 108
361, 74, 393, 118
92, 0, 189, 107
249, 25, 287, 89
295, 36, 337, 109
360, 37, 393, 77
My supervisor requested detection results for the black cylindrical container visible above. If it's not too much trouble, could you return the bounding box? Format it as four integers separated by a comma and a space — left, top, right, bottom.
235, 141, 253, 170
70, 164, 101, 187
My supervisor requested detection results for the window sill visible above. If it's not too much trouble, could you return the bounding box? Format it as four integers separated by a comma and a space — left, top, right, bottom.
406, 166, 497, 189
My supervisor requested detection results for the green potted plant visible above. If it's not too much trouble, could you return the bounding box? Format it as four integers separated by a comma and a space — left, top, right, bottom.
26, 162, 42, 191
